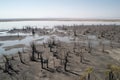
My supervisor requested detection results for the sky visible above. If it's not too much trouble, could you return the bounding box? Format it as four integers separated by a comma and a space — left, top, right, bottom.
0, 0, 120, 19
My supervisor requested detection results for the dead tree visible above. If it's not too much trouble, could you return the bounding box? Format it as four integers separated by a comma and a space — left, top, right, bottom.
73, 42, 77, 53
88, 40, 92, 53
40, 53, 44, 69
48, 41, 53, 52
75, 45, 85, 63
73, 27, 77, 37
32, 29, 35, 36
37, 52, 40, 59
110, 39, 113, 48
109, 71, 114, 80
52, 39, 56, 46
78, 45, 90, 64
59, 48, 66, 66
3, 55, 18, 74
110, 41, 113, 48
40, 53, 48, 69
3, 55, 10, 73
73, 26, 78, 42
80, 49, 84, 63
88, 73, 90, 80
43, 42, 46, 48
49, 44, 53, 52
64, 52, 69, 71
30, 42, 36, 61
43, 59, 49, 68
101, 31, 105, 38
48, 40, 56, 52
17, 33, 20, 38
18, 51, 25, 64
53, 58, 56, 68
102, 43, 105, 53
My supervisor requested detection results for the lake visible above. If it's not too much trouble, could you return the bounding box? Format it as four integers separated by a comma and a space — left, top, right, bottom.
0, 21, 120, 30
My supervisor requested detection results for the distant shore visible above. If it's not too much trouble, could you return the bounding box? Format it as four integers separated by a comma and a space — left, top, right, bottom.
0, 18, 120, 22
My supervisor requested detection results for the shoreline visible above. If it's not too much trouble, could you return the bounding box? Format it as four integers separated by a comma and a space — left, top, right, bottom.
0, 36, 26, 41
0, 18, 120, 22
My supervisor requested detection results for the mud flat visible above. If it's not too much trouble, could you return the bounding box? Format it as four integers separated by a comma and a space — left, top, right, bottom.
0, 36, 26, 41
0, 30, 8, 32
3, 44, 25, 51
0, 43, 3, 46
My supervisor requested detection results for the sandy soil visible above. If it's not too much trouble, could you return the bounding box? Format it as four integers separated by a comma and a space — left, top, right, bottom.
0, 25, 120, 80
0, 41, 120, 80
106, 48, 120, 61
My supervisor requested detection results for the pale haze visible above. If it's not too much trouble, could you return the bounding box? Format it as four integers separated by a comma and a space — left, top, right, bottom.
0, 0, 120, 19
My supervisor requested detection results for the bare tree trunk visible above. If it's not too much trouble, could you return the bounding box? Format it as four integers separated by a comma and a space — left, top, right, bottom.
53, 58, 55, 68
110, 41, 113, 48
3, 55, 10, 72
80, 55, 83, 63
109, 71, 114, 80
102, 44, 105, 53
46, 60, 49, 68
18, 51, 25, 64
37, 52, 40, 59
64, 52, 69, 71
88, 73, 90, 80
50, 47, 52, 52
73, 42, 77, 53
40, 54, 44, 69
3, 55, 18, 74
31, 42, 36, 61
88, 40, 92, 53
32, 29, 35, 36
80, 49, 84, 63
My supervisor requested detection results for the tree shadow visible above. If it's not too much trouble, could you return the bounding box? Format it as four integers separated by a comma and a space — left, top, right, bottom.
83, 58, 90, 62
66, 70, 80, 76
81, 61, 91, 65
42, 67, 55, 73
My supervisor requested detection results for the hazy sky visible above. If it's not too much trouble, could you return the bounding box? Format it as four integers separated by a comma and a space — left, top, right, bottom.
0, 0, 120, 19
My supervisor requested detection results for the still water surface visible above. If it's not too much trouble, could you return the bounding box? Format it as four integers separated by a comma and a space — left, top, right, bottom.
0, 21, 120, 30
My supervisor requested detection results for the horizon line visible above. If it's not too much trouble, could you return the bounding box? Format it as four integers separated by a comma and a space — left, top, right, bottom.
0, 18, 120, 22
